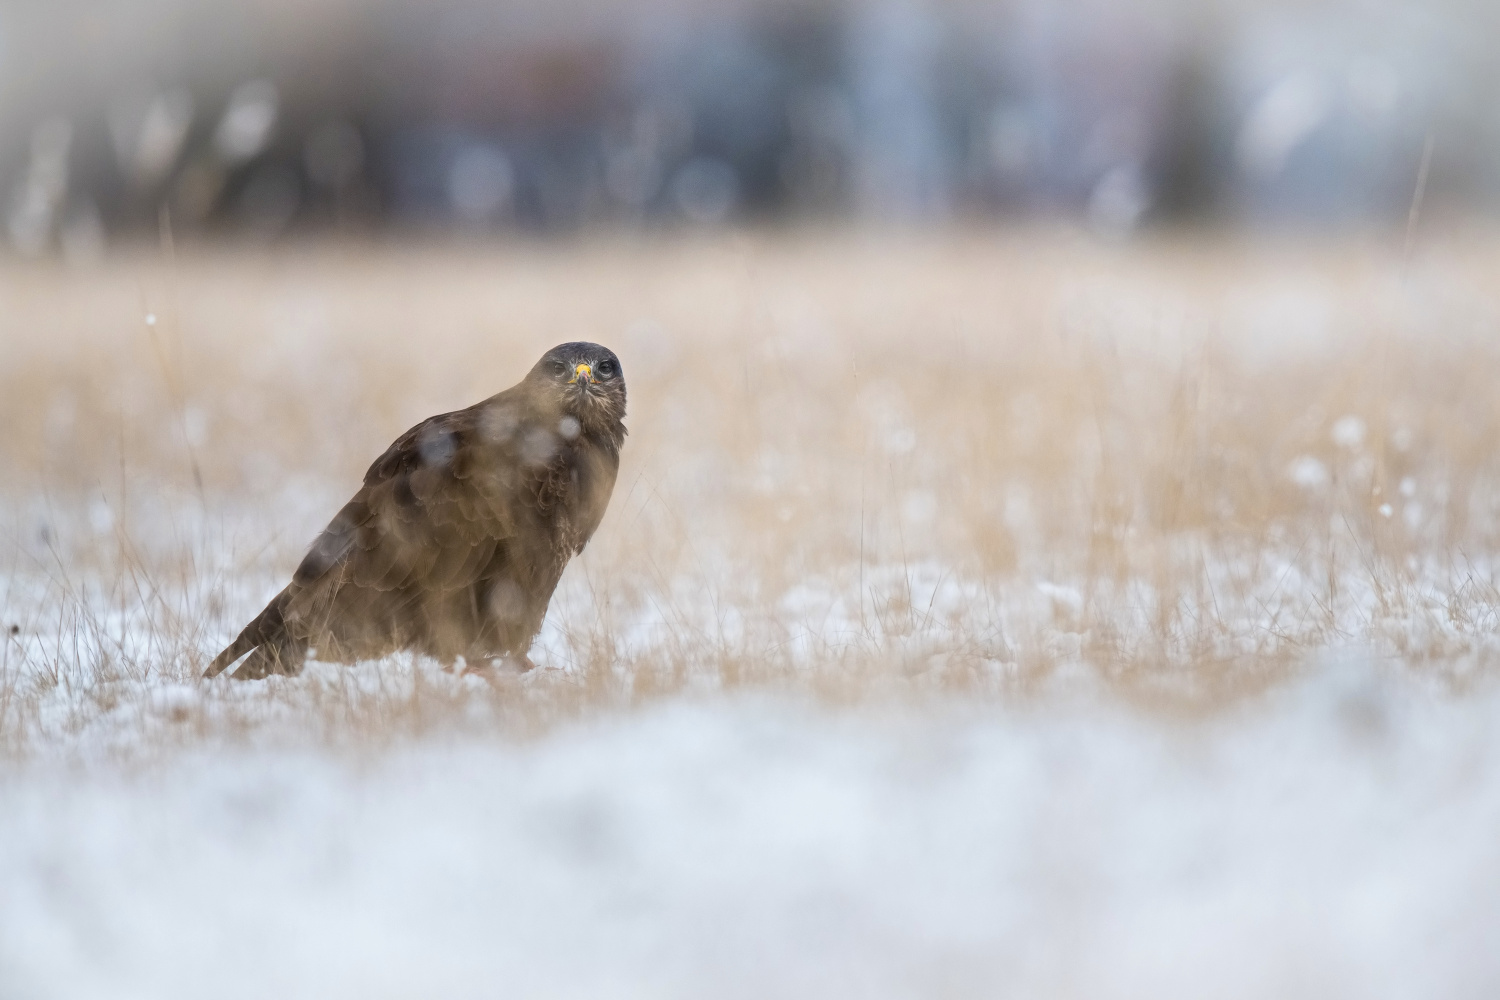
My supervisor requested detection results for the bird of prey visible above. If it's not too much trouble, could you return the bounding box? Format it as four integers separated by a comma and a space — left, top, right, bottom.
205, 342, 626, 680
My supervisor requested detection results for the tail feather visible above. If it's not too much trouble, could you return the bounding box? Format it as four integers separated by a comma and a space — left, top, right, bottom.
204, 587, 300, 679
227, 641, 306, 680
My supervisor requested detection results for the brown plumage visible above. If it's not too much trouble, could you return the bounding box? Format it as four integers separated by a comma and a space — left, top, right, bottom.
205, 342, 626, 680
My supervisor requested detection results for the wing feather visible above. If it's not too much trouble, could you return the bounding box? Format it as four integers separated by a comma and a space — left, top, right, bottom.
295, 407, 517, 602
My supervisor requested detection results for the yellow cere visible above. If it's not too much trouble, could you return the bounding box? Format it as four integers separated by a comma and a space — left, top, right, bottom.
570, 363, 592, 383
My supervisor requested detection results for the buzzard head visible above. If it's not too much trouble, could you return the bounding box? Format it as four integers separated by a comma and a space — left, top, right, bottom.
529, 342, 627, 440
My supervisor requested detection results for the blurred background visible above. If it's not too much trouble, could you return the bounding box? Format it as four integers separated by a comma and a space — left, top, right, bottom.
2, 0, 1497, 258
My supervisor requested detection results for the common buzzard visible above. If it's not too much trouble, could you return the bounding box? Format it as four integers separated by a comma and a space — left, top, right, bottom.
205, 342, 626, 679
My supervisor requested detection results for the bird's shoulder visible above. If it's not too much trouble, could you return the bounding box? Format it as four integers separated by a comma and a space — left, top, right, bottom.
362, 389, 540, 482
365, 406, 474, 487
290, 398, 532, 587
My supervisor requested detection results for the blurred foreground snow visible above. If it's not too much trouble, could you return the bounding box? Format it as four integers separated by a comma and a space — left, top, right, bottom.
3, 665, 1498, 999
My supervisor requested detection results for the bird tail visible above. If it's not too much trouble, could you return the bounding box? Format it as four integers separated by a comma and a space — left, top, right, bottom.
203, 587, 305, 680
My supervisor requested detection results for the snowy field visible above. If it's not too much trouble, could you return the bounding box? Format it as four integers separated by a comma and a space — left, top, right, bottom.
4, 231, 1500, 996
4, 683, 1500, 999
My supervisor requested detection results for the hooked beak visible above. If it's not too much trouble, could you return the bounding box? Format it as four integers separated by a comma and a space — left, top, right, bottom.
568, 363, 594, 386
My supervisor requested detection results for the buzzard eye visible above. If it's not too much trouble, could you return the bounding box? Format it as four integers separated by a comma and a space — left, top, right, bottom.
553, 361, 569, 377
597, 359, 617, 377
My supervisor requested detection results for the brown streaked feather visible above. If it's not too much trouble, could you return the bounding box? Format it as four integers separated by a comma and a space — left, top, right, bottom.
207, 343, 626, 680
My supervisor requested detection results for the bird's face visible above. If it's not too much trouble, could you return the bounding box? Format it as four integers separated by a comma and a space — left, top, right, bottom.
532, 341, 627, 430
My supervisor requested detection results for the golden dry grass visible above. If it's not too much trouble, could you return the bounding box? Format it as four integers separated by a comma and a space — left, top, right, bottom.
4, 226, 1500, 758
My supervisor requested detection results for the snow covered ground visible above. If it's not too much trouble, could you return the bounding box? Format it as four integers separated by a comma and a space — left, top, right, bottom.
5, 235, 1500, 995
4, 672, 1500, 999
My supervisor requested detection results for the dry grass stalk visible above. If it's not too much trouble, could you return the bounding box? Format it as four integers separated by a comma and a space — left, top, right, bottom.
3, 228, 1500, 759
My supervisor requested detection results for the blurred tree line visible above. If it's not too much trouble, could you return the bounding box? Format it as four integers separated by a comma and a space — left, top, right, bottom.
0, 0, 1496, 254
